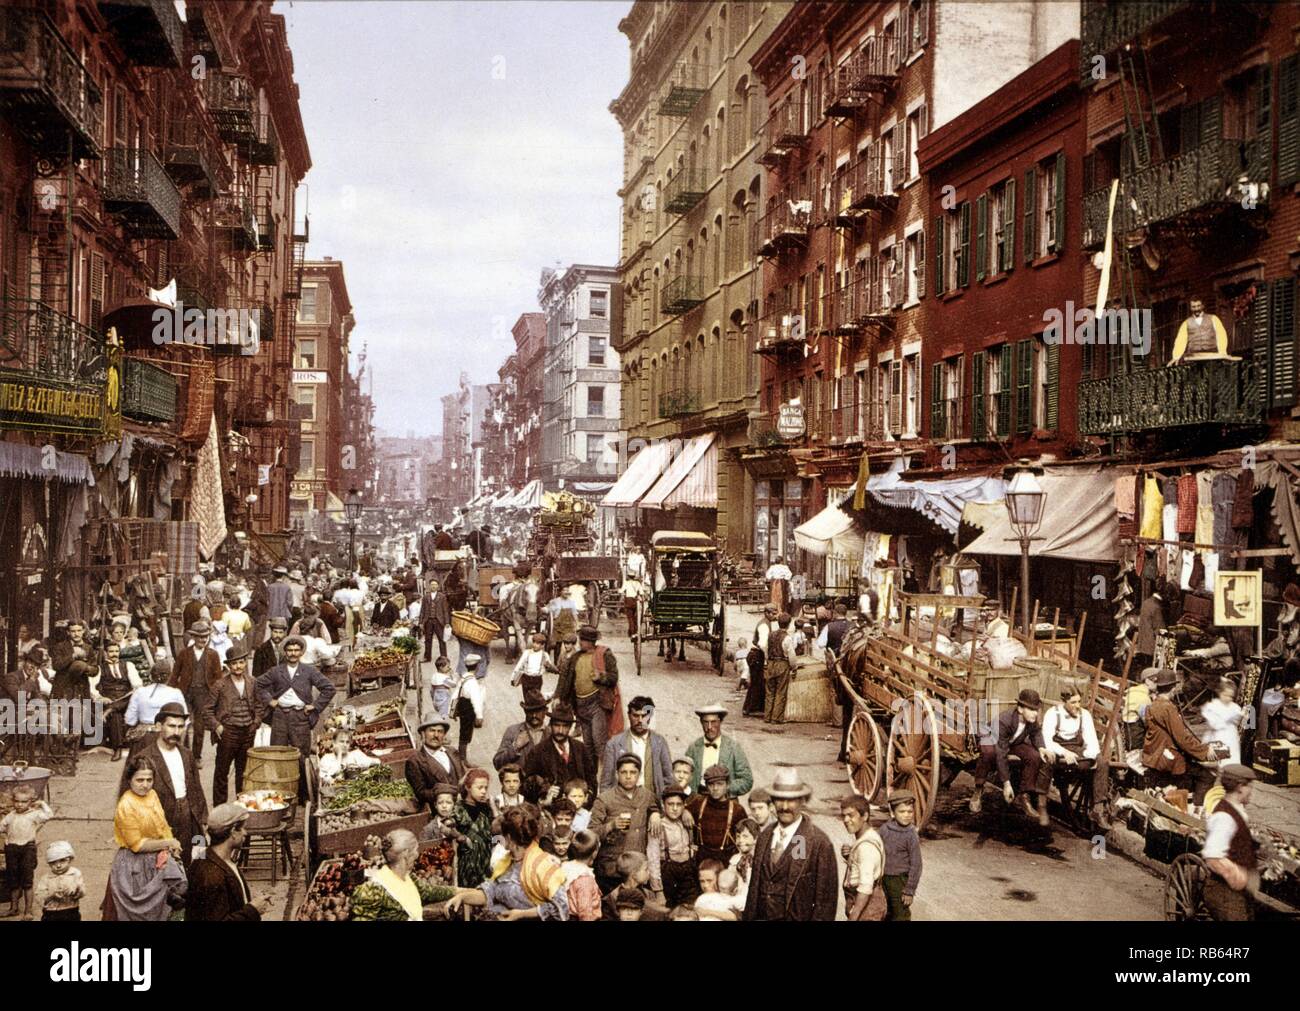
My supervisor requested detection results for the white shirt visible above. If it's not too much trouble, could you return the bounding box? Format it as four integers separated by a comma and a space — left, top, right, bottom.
700, 737, 721, 774
1202, 803, 1248, 860
1041, 705, 1101, 761
766, 563, 792, 581
425, 745, 451, 773
626, 732, 649, 788
159, 743, 186, 800
278, 665, 306, 708
770, 815, 803, 859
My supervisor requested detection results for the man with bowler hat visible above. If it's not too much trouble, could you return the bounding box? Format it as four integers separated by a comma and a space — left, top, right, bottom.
493, 697, 548, 771
743, 765, 837, 921
170, 620, 222, 763
523, 703, 597, 795
970, 688, 1053, 826
204, 640, 265, 805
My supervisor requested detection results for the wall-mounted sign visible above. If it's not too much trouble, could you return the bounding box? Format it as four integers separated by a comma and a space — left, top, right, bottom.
0, 371, 106, 435
777, 402, 805, 440
1214, 570, 1261, 627
293, 370, 328, 384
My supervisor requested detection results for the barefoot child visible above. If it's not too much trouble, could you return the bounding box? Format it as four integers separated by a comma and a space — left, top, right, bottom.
1, 786, 53, 919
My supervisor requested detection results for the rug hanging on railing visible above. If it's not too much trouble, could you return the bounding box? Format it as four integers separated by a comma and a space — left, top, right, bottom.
190, 414, 226, 560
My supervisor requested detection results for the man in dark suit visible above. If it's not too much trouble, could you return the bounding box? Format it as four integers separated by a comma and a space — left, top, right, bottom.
970, 688, 1052, 826
523, 704, 596, 795
203, 641, 266, 805
370, 588, 400, 630
420, 577, 452, 663
405, 718, 467, 810
253, 617, 288, 679
493, 697, 549, 771
743, 766, 838, 922
120, 702, 208, 864
170, 621, 223, 763
186, 804, 269, 921
253, 636, 336, 758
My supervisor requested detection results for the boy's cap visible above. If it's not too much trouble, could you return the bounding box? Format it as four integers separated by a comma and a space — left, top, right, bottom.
888, 789, 916, 807
672, 756, 695, 769
702, 764, 730, 783
615, 753, 643, 771
46, 840, 74, 862
433, 783, 459, 797
615, 889, 646, 910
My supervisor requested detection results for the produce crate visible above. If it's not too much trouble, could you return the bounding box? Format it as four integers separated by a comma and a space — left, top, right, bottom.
312, 811, 429, 860
1260, 873, 1300, 909
345, 679, 407, 709
1143, 825, 1202, 864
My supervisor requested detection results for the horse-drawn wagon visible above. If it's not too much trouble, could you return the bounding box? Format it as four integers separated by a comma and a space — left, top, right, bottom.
632, 531, 726, 676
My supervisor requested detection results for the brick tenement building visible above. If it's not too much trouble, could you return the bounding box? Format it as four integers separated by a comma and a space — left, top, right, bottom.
1077, 1, 1300, 456
510, 311, 545, 487
744, 1, 1077, 572
917, 39, 1085, 467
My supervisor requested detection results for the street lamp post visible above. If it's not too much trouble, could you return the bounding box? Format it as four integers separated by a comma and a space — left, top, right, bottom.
345, 487, 364, 573
1004, 459, 1046, 638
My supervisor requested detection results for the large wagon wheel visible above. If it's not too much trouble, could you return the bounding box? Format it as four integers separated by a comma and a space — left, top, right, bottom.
845, 708, 883, 800
1164, 853, 1214, 921
885, 692, 942, 828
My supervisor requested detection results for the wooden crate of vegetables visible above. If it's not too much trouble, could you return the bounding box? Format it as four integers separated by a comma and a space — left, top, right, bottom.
348, 646, 413, 697
311, 765, 427, 859
296, 839, 455, 922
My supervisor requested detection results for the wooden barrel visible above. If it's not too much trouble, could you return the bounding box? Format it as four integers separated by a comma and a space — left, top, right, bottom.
244, 746, 302, 796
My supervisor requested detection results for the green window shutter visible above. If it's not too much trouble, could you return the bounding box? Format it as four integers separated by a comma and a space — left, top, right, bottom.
1271, 277, 1297, 409
958, 201, 970, 288
1280, 55, 1300, 186
916, 229, 926, 299
1023, 168, 1036, 264
1051, 152, 1066, 252
971, 350, 985, 440
1003, 177, 1016, 273
1045, 342, 1059, 431
975, 193, 988, 282
930, 360, 944, 438
1016, 338, 1032, 434
933, 214, 945, 296
997, 345, 1013, 436
1251, 280, 1272, 379
1200, 94, 1222, 147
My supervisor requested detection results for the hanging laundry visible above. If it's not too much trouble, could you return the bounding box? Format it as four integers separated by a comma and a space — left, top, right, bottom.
1195, 471, 1216, 551
1180, 548, 1195, 591
1176, 473, 1197, 533
1162, 501, 1178, 574
1139, 475, 1164, 539
1212, 472, 1237, 571
1114, 474, 1136, 516
1231, 468, 1255, 529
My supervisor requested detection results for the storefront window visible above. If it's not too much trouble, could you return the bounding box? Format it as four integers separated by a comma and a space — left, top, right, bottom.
753, 478, 806, 572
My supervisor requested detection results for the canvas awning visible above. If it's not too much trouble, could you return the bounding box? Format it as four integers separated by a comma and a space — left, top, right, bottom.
867, 471, 1006, 536
794, 501, 865, 558
507, 479, 543, 510
640, 434, 717, 509
602, 439, 675, 507
961, 467, 1120, 561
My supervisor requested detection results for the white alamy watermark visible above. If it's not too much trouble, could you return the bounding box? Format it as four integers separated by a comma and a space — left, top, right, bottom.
1042, 301, 1151, 357
0, 692, 105, 745
151, 301, 260, 355
49, 943, 151, 991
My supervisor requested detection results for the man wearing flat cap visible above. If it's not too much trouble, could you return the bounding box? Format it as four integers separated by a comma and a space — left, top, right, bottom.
589, 752, 661, 893
170, 621, 223, 764
970, 689, 1053, 826
405, 718, 467, 810
1201, 764, 1260, 920
204, 641, 266, 805
493, 697, 549, 772
555, 624, 620, 764
253, 617, 289, 679
685, 703, 753, 797
1141, 667, 1218, 794
254, 635, 335, 764
743, 766, 838, 922
186, 804, 270, 921
523, 703, 597, 795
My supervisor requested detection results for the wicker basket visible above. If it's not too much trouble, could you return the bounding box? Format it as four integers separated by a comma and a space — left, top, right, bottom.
451, 610, 499, 646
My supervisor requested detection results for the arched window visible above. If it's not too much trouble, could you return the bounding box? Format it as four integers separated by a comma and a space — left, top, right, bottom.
697, 333, 707, 402
717, 108, 726, 171
701, 125, 710, 183
713, 213, 724, 283
699, 226, 709, 284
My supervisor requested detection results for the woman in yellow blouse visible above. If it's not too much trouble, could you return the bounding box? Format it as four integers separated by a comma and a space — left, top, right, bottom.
103, 757, 188, 920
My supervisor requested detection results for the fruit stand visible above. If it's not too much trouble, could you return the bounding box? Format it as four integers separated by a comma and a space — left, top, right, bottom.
295, 839, 457, 921
347, 633, 420, 699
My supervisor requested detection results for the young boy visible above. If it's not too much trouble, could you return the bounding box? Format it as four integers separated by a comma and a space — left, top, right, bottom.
671, 758, 695, 798
510, 633, 558, 703
564, 778, 592, 832
647, 782, 698, 908
420, 784, 469, 846
879, 789, 923, 921
734, 637, 751, 692
693, 860, 740, 920
669, 904, 700, 921
33, 840, 83, 921
840, 795, 886, 921
560, 829, 602, 921
495, 763, 524, 814
549, 798, 578, 837
727, 817, 759, 904
747, 787, 774, 833
601, 850, 653, 921
1, 785, 53, 919
429, 656, 456, 720
615, 888, 646, 921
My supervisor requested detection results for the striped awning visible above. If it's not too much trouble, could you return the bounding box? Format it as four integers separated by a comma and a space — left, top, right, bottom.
640, 433, 716, 510
602, 439, 674, 507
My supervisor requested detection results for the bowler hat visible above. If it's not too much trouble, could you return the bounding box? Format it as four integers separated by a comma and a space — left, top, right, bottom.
1017, 689, 1042, 710
225, 642, 251, 663
418, 717, 451, 733
1153, 668, 1178, 689
548, 703, 576, 725
767, 765, 812, 799
578, 624, 598, 642
156, 701, 188, 721
521, 697, 549, 712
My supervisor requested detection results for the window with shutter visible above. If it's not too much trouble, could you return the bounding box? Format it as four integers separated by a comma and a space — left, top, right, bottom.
1201, 93, 1222, 147
90, 253, 104, 332
1002, 178, 1015, 273
975, 193, 988, 282
997, 345, 1012, 436
1251, 280, 1272, 377
899, 3, 910, 59
933, 214, 944, 295
958, 202, 970, 287
1016, 338, 1032, 435
1271, 277, 1297, 409
1257, 63, 1273, 138
889, 359, 903, 434
970, 350, 985, 440
1023, 167, 1036, 263
1051, 152, 1066, 252
892, 243, 904, 308
930, 360, 944, 438
892, 122, 905, 192
1279, 55, 1300, 186
916, 229, 925, 298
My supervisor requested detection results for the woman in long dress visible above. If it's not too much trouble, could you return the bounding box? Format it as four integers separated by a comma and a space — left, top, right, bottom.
103, 757, 187, 921
1200, 677, 1245, 765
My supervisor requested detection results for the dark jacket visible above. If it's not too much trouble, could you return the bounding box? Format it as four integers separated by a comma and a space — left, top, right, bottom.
523, 736, 597, 794
993, 708, 1047, 785
420, 591, 451, 633
202, 673, 267, 732
253, 662, 335, 728
120, 739, 208, 840
371, 601, 400, 629
252, 639, 281, 679
266, 581, 294, 621
186, 852, 261, 921
493, 720, 546, 771
171, 646, 223, 699
405, 746, 468, 810
555, 645, 619, 713
743, 816, 838, 922
1142, 694, 1212, 775
879, 818, 923, 896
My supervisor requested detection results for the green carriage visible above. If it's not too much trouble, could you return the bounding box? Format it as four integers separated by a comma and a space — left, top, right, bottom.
633, 530, 726, 675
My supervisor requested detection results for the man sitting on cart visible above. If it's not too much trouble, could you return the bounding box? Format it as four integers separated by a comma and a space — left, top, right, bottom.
1041, 687, 1111, 828
970, 689, 1052, 827
1200, 764, 1261, 921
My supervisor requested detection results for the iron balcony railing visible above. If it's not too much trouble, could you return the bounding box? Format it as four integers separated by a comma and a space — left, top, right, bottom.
658, 390, 700, 418
102, 148, 183, 239
660, 275, 708, 316
756, 196, 812, 257
748, 410, 790, 447
205, 71, 255, 143
1077, 358, 1262, 435
98, 0, 184, 68
664, 168, 709, 215
0, 298, 104, 386
831, 148, 895, 225
825, 36, 900, 116
163, 118, 225, 199
825, 276, 869, 333
247, 112, 279, 166
1080, 1, 1191, 80
122, 357, 178, 423
658, 62, 709, 117
215, 191, 258, 252
0, 8, 103, 160
754, 300, 805, 358
757, 95, 810, 167
1082, 135, 1272, 248
256, 204, 277, 251
174, 262, 233, 314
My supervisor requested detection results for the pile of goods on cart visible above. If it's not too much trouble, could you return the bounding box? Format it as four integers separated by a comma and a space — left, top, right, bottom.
529, 490, 595, 556
310, 765, 427, 860
296, 837, 456, 921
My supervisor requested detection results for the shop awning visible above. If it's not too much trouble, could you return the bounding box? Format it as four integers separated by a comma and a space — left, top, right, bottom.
794, 501, 865, 557
961, 467, 1120, 562
640, 434, 716, 509
602, 440, 675, 507
508, 479, 543, 510
867, 472, 1006, 536
0, 442, 95, 484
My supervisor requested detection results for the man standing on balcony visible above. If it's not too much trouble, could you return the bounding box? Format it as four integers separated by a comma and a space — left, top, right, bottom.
1169, 298, 1230, 363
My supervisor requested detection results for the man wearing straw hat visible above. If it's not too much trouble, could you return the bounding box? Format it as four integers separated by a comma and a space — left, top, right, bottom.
204, 641, 266, 806
743, 765, 837, 921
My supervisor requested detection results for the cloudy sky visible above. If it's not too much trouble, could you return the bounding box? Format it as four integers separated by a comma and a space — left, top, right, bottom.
280, 0, 628, 438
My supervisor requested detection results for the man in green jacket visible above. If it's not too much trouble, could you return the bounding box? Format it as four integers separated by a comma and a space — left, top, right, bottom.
555, 624, 619, 767
684, 703, 753, 798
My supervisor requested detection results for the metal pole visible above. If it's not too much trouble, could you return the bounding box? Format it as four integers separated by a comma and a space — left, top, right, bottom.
348, 522, 356, 573
1019, 534, 1032, 638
